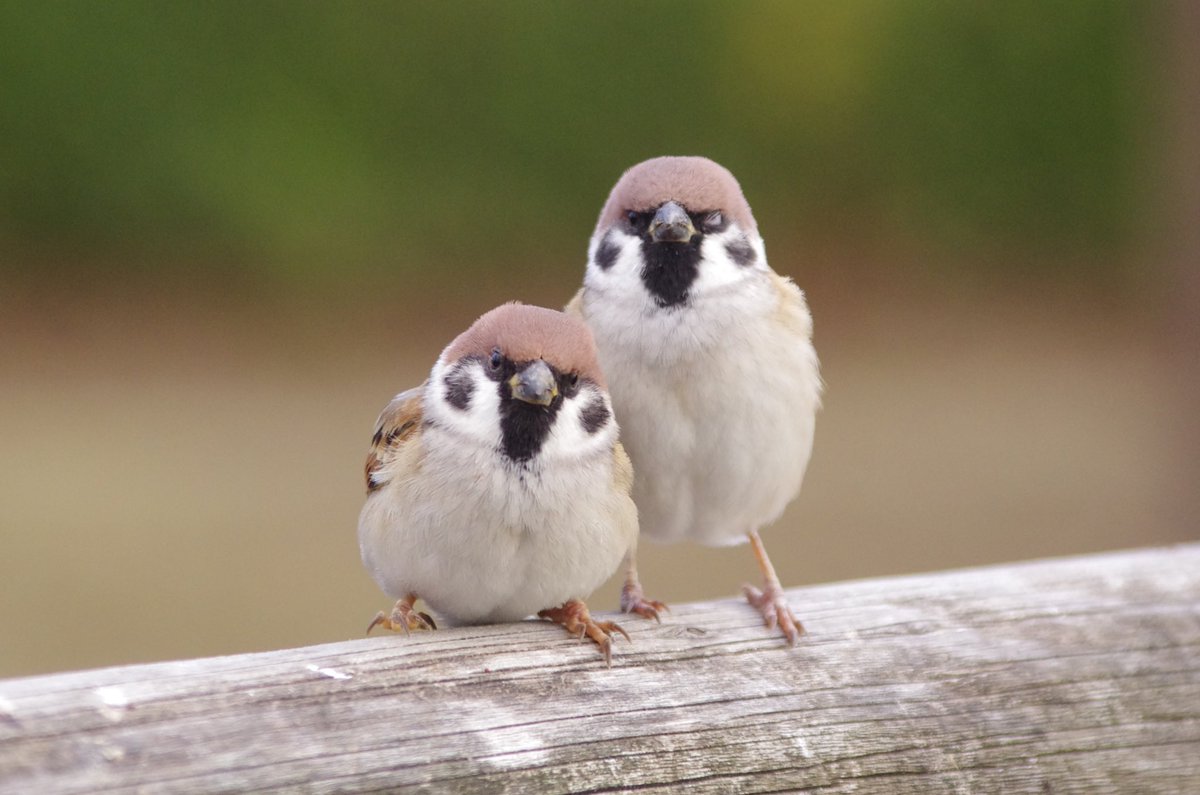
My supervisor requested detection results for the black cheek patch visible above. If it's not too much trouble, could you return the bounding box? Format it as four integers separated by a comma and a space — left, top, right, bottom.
725, 237, 756, 267
579, 395, 610, 435
443, 363, 475, 410
593, 231, 622, 271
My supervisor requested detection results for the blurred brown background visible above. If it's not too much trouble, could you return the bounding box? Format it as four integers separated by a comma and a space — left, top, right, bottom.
1, 2, 1196, 679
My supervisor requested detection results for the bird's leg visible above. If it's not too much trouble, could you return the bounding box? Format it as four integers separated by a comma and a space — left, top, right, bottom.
619, 546, 669, 622
538, 598, 630, 666
742, 529, 804, 645
366, 593, 437, 635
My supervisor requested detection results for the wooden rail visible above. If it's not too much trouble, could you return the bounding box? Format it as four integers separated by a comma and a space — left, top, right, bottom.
1, 545, 1198, 794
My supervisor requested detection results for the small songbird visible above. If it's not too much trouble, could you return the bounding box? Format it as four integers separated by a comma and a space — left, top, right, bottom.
358, 303, 638, 662
567, 156, 822, 645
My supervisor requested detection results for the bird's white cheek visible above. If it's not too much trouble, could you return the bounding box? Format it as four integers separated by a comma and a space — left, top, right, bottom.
539, 390, 618, 464
586, 230, 647, 297
425, 360, 502, 448
689, 230, 765, 297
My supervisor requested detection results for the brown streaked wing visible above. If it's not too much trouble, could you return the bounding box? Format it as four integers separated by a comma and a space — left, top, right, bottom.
365, 385, 424, 493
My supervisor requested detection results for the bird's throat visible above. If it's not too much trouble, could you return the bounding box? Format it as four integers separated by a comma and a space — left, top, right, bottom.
498, 390, 561, 463
639, 239, 702, 309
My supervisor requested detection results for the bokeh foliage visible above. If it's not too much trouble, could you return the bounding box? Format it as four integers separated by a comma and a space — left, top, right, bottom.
0, 1, 1151, 285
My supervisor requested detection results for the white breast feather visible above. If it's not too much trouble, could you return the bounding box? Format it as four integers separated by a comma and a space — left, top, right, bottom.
582, 227, 821, 546
358, 367, 635, 624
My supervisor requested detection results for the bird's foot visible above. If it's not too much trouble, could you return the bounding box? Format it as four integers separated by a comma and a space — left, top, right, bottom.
366, 597, 437, 636
743, 581, 805, 646
539, 599, 630, 666
620, 580, 669, 623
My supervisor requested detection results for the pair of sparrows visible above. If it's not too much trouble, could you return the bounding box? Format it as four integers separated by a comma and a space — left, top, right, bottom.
358, 157, 822, 662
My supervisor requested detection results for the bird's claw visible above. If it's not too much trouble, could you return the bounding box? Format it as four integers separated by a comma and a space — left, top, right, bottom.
743, 582, 804, 646
366, 600, 437, 636
621, 581, 670, 623
539, 599, 629, 666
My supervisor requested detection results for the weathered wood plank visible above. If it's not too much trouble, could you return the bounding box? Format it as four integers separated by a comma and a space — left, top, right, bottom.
1, 545, 1197, 794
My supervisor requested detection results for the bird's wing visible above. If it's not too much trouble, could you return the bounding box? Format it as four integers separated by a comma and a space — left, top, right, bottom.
770, 271, 814, 340
365, 385, 425, 493
564, 287, 586, 320
612, 440, 634, 496
770, 271, 823, 408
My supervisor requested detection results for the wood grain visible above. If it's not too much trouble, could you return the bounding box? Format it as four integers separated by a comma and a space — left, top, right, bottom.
1, 545, 1197, 794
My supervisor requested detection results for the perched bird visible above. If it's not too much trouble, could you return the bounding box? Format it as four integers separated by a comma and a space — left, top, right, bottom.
358, 303, 638, 662
567, 156, 822, 644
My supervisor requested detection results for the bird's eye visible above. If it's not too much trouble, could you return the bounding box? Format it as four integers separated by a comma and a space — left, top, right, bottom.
565, 373, 581, 396
704, 211, 725, 231
626, 210, 639, 225
488, 348, 503, 373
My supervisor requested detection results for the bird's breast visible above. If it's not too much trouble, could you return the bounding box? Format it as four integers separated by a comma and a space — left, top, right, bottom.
600, 306, 820, 546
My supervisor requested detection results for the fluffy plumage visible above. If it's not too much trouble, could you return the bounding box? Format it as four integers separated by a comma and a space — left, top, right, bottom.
358, 304, 637, 659
569, 156, 822, 643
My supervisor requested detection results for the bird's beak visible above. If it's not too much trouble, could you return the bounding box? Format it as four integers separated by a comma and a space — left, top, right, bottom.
649, 201, 696, 244
509, 359, 558, 407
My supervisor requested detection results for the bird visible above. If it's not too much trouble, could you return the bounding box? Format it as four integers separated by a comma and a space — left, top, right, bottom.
567, 156, 822, 645
358, 303, 639, 663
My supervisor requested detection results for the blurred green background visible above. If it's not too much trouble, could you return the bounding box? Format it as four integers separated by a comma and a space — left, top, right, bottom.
1, 2, 1196, 679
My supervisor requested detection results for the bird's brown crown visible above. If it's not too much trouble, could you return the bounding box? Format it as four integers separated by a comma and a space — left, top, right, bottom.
443, 303, 606, 387
594, 156, 757, 237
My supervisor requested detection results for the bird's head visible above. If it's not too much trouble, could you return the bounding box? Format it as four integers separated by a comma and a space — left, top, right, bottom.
429, 303, 617, 465
586, 156, 765, 310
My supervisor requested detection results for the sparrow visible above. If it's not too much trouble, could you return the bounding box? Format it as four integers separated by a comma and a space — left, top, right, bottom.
358, 303, 639, 663
567, 156, 822, 645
